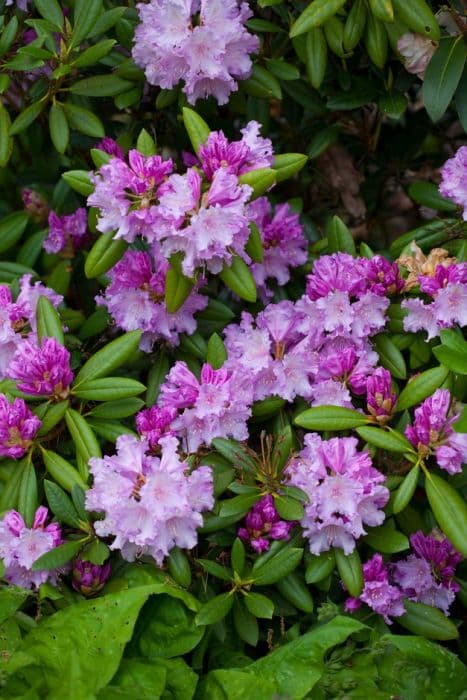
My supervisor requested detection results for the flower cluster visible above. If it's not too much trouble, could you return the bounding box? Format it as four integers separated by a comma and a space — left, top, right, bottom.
238, 495, 294, 553
158, 362, 252, 452
0, 274, 62, 379
132, 0, 258, 105
0, 394, 41, 459
97, 249, 207, 351
8, 337, 74, 400
346, 531, 461, 622
439, 145, 467, 220
286, 434, 389, 555
44, 208, 88, 255
0, 507, 62, 589
405, 389, 467, 474
86, 434, 213, 565
248, 197, 308, 300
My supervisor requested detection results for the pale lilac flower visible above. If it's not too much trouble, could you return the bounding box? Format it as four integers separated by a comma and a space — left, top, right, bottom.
97, 250, 207, 349
238, 495, 294, 553
72, 560, 111, 597
158, 167, 252, 276
286, 434, 389, 555
392, 531, 461, 615
397, 33, 438, 77
159, 362, 253, 452
199, 123, 273, 180
11, 274, 62, 334
88, 150, 173, 242
0, 395, 41, 458
132, 0, 259, 105
401, 297, 439, 339
405, 389, 467, 474
248, 197, 308, 299
96, 137, 124, 160
136, 405, 177, 452
86, 434, 214, 565
439, 146, 467, 220
432, 282, 467, 328
366, 368, 397, 424
8, 337, 73, 400
0, 507, 62, 589
44, 208, 88, 254
345, 553, 405, 624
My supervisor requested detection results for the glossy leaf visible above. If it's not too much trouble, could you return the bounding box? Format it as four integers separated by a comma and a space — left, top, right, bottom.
295, 405, 369, 431
396, 366, 449, 411
425, 472, 467, 557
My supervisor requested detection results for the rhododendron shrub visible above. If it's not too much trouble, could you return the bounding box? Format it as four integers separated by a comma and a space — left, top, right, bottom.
0, 0, 466, 696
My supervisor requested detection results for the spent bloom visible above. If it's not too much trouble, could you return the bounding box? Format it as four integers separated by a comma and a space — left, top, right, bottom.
97, 249, 207, 350
8, 337, 73, 400
439, 146, 467, 220
248, 197, 308, 299
132, 0, 259, 105
0, 394, 41, 459
0, 507, 62, 589
392, 531, 462, 615
238, 495, 295, 553
72, 560, 111, 597
44, 208, 88, 255
88, 149, 173, 243
286, 434, 389, 555
345, 553, 405, 624
397, 33, 438, 77
405, 389, 467, 474
159, 361, 253, 452
86, 434, 214, 565
366, 367, 397, 424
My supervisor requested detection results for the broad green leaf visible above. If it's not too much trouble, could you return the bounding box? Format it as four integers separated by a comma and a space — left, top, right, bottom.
369, 0, 393, 22
32, 538, 85, 570
363, 525, 409, 553
70, 74, 133, 96
9, 101, 44, 135
73, 377, 146, 402
231, 538, 246, 576
44, 479, 81, 528
62, 169, 94, 196
343, 0, 367, 52
219, 255, 257, 303
273, 153, 308, 182
65, 408, 101, 463
74, 331, 142, 385
137, 595, 203, 658
233, 599, 259, 647
423, 37, 466, 122
364, 12, 387, 68
374, 333, 407, 379
274, 495, 305, 521
168, 548, 192, 588
391, 0, 440, 39
392, 465, 420, 514
36, 296, 64, 344
305, 551, 335, 584
294, 405, 368, 431
146, 354, 169, 407
238, 167, 276, 198
89, 398, 145, 420
244, 592, 274, 619
408, 181, 457, 212
197, 558, 233, 582
252, 547, 303, 585
290, 0, 347, 37
0, 103, 13, 167
326, 215, 356, 255
219, 493, 261, 520
245, 221, 263, 263
396, 366, 449, 411
0, 588, 29, 627
276, 571, 314, 613
306, 27, 327, 90
251, 396, 286, 419
379, 92, 408, 120
206, 333, 227, 370
200, 669, 275, 700
18, 461, 38, 528
433, 344, 467, 374
71, 0, 104, 47
49, 103, 69, 154
81, 538, 109, 565
34, 0, 63, 28
98, 658, 167, 700
73, 39, 116, 68
425, 472, 467, 557
211, 438, 256, 470
85, 232, 128, 278
0, 212, 29, 254
241, 65, 282, 100
265, 58, 300, 81
397, 600, 459, 640
36, 399, 69, 437
136, 128, 156, 156
41, 448, 87, 492
0, 17, 19, 58
195, 592, 234, 626
334, 548, 363, 597
63, 103, 105, 138
356, 426, 414, 453
182, 107, 210, 154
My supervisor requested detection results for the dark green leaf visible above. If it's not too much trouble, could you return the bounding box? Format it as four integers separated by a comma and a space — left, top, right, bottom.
396, 366, 449, 411
63, 103, 105, 137
32, 538, 85, 570
74, 331, 142, 385
334, 548, 363, 597
294, 406, 368, 431
0, 212, 29, 253
425, 472, 467, 557
423, 37, 467, 122
398, 600, 459, 640
49, 103, 69, 154
44, 480, 81, 528
195, 592, 235, 626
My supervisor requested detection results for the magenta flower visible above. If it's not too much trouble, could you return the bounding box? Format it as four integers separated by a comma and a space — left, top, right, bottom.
88, 150, 173, 243
365, 255, 404, 296
132, 0, 259, 105
136, 405, 177, 452
0, 507, 62, 589
72, 559, 111, 597
97, 249, 207, 350
392, 531, 461, 615
95, 136, 124, 160
439, 146, 467, 220
306, 253, 368, 301
0, 394, 41, 459
419, 262, 467, 296
8, 337, 73, 400
159, 362, 253, 452
345, 553, 405, 624
22, 188, 48, 224
238, 495, 294, 553
405, 389, 467, 474
286, 434, 389, 555
366, 367, 397, 424
44, 208, 88, 254
248, 197, 308, 300
199, 123, 273, 180
86, 434, 214, 564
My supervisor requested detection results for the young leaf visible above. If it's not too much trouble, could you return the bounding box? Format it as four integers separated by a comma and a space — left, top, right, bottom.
238, 168, 276, 199
182, 107, 210, 154
84, 232, 128, 278
273, 153, 308, 182
326, 216, 356, 256
219, 255, 257, 303
36, 296, 64, 344
136, 128, 156, 156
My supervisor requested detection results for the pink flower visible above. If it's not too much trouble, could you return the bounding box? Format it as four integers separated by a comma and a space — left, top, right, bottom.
397, 32, 437, 78
345, 554, 405, 624
0, 394, 41, 458
199, 123, 273, 180
8, 337, 73, 400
